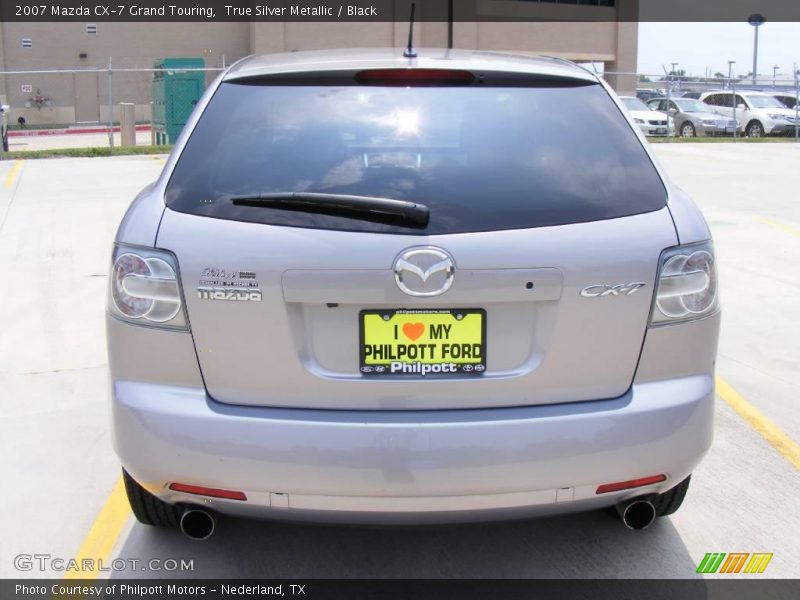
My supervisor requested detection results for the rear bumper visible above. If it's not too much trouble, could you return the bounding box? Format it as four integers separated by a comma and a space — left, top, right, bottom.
697, 123, 737, 136
112, 374, 714, 523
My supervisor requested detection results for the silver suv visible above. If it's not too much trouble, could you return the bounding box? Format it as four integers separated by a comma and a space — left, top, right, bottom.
108, 49, 720, 539
701, 90, 798, 136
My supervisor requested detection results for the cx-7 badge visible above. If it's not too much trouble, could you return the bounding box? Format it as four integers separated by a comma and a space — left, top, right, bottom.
580, 282, 647, 297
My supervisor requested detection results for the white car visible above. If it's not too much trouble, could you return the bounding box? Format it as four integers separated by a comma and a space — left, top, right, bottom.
619, 96, 673, 137
701, 91, 797, 137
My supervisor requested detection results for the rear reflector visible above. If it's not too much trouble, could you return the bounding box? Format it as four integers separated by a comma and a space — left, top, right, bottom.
169, 482, 247, 501
596, 474, 667, 495
355, 68, 475, 86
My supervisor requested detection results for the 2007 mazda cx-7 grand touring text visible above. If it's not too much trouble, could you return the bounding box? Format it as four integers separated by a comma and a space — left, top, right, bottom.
108, 49, 720, 539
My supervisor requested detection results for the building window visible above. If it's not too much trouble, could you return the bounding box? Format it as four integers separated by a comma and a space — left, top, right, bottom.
86, 23, 97, 35
21, 38, 32, 48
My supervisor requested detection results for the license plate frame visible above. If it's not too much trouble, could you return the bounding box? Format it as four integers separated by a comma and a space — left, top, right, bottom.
359, 308, 486, 377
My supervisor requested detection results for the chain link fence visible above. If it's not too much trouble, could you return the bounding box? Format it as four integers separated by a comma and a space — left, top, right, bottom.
1, 62, 223, 154
2, 64, 799, 154
601, 70, 800, 142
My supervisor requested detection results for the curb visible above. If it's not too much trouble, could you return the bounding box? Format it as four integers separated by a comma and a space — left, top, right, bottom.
9, 124, 151, 137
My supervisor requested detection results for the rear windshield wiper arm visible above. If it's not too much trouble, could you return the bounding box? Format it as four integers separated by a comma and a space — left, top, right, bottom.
230, 192, 429, 228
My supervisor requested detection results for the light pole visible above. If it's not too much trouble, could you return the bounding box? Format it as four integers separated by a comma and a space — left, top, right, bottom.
670, 62, 679, 95
728, 60, 738, 141
773, 65, 780, 87
794, 63, 799, 142
749, 14, 765, 85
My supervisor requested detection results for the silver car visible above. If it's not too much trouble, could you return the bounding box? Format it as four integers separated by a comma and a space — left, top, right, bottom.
108, 49, 720, 539
647, 97, 738, 137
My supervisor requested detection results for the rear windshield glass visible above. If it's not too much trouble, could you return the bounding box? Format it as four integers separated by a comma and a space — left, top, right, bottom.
165, 81, 666, 235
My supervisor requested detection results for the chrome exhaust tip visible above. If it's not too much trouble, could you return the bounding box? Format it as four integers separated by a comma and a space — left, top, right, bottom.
179, 508, 216, 540
617, 497, 657, 530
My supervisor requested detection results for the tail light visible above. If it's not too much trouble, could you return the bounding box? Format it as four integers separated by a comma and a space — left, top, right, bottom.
108, 244, 188, 330
355, 68, 475, 86
650, 241, 718, 326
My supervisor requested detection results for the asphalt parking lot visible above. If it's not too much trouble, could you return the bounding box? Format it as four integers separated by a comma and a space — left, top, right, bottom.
0, 144, 798, 579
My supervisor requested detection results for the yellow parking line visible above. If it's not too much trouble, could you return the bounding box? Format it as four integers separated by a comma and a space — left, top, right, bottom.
756, 217, 800, 237
4, 160, 23, 188
717, 376, 800, 470
64, 476, 131, 580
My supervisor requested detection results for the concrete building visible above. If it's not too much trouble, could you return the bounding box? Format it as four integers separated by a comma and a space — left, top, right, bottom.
0, 1, 638, 126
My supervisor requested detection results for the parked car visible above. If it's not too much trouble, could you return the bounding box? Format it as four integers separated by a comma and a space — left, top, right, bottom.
681, 91, 702, 99
109, 49, 719, 539
647, 97, 738, 137
636, 88, 665, 103
0, 104, 9, 152
619, 96, 673, 136
771, 91, 799, 109
701, 90, 798, 136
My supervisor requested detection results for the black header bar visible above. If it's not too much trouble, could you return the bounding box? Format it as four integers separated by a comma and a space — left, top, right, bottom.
3, 579, 800, 600
3, 1, 800, 23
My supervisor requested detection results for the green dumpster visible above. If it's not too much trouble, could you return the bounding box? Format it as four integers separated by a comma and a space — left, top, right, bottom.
152, 58, 205, 145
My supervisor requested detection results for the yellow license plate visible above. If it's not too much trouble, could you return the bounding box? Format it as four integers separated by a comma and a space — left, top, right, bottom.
360, 309, 486, 376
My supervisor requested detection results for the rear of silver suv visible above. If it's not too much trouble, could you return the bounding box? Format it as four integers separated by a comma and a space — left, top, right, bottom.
108, 49, 719, 537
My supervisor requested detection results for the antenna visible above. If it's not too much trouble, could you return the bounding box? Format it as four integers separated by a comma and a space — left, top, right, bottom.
404, 3, 418, 59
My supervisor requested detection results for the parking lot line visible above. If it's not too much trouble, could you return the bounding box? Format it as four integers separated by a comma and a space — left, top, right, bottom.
755, 217, 800, 237
4, 160, 23, 188
717, 376, 800, 470
63, 476, 130, 580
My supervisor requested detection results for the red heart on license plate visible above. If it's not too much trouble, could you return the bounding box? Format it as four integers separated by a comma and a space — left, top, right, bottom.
402, 322, 425, 342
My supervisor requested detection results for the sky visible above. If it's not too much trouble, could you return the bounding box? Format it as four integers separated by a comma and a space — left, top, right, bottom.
637, 22, 800, 80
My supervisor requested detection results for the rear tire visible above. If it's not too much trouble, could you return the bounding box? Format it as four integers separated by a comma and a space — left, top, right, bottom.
653, 475, 691, 517
122, 469, 181, 528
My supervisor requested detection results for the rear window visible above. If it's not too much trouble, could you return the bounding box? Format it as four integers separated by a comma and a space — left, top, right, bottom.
165, 80, 666, 235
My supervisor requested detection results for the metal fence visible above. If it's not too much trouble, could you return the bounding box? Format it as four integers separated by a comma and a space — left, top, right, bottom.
2, 65, 799, 154
601, 70, 800, 142
1, 63, 224, 154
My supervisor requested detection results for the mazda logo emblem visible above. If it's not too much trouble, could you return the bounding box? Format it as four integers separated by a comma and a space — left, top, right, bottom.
393, 247, 455, 297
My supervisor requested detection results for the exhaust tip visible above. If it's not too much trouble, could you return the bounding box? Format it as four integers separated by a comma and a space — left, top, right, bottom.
619, 499, 657, 530
180, 508, 215, 540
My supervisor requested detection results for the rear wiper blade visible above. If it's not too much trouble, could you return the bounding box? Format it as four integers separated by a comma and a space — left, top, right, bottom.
230, 192, 429, 228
